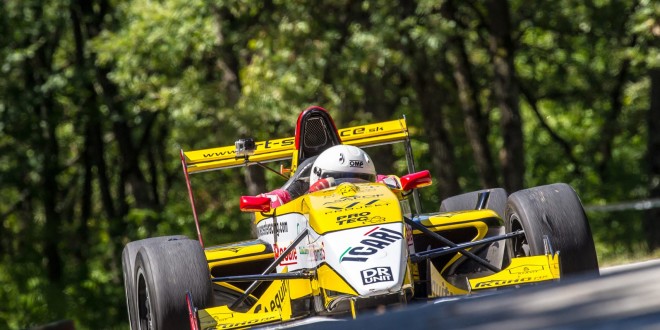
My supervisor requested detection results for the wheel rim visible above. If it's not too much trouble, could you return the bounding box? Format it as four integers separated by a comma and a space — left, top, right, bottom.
137, 269, 154, 330
510, 216, 530, 257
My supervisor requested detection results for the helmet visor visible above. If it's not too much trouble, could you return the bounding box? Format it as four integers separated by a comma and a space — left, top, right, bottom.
320, 171, 376, 182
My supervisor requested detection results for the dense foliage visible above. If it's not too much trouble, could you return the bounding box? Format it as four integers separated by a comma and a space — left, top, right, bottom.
0, 0, 657, 328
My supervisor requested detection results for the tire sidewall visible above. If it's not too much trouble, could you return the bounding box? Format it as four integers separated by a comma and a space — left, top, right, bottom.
122, 235, 188, 330
135, 251, 162, 330
133, 239, 212, 330
504, 183, 599, 276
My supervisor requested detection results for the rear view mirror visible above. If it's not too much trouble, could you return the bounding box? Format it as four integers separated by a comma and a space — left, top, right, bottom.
240, 196, 271, 213
400, 170, 432, 191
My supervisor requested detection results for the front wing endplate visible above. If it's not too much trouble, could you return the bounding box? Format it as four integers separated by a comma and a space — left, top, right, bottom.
468, 253, 560, 291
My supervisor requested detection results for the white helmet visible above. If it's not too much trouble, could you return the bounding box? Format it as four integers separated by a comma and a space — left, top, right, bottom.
309, 145, 376, 186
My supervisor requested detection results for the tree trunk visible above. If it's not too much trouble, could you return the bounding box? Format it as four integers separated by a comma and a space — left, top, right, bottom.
645, 68, 660, 251
27, 3, 64, 282
487, 0, 524, 192
364, 72, 397, 175
597, 35, 637, 180
413, 55, 461, 200
449, 35, 499, 189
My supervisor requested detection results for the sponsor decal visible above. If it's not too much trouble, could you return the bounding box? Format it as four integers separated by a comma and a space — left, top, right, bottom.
219, 316, 279, 329
339, 153, 345, 164
338, 126, 384, 137
256, 221, 289, 236
361, 266, 394, 285
314, 242, 326, 262
337, 183, 358, 197
324, 199, 391, 214
321, 194, 383, 203
202, 138, 294, 158
349, 160, 364, 168
273, 243, 298, 266
269, 281, 288, 311
219, 247, 242, 253
405, 224, 414, 248
337, 211, 370, 224
252, 282, 290, 313
336, 212, 388, 225
327, 200, 378, 210
473, 275, 551, 288
508, 265, 544, 274
299, 243, 326, 261
339, 227, 403, 262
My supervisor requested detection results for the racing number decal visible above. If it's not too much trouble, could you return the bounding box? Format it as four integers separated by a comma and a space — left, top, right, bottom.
339, 227, 403, 262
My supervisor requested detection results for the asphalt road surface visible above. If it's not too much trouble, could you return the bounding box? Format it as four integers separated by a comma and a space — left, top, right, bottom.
292, 259, 660, 329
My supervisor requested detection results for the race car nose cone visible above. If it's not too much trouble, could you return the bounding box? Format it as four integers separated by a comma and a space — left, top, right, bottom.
337, 182, 358, 197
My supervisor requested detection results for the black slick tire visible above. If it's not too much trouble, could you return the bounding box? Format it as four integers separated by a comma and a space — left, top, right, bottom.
505, 183, 599, 276
134, 238, 212, 330
440, 188, 508, 219
122, 235, 186, 330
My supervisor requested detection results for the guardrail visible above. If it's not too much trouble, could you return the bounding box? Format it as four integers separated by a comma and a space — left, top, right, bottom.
584, 198, 660, 212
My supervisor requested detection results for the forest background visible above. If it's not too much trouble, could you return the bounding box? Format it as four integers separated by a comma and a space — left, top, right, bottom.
0, 0, 658, 328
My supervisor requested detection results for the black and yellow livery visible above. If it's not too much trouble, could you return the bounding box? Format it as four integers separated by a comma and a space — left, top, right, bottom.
122, 106, 599, 330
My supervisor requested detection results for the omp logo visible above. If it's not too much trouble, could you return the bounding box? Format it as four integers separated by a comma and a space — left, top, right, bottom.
349, 160, 364, 168
361, 266, 393, 285
339, 227, 403, 262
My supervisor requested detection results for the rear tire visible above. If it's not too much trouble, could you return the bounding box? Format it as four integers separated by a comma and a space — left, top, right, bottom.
134, 238, 212, 330
440, 188, 508, 219
505, 183, 599, 277
122, 236, 186, 330
439, 188, 509, 275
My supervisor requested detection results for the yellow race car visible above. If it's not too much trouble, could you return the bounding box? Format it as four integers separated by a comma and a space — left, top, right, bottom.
122, 106, 599, 330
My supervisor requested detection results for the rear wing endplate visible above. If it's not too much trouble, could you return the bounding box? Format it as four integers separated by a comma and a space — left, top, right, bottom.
181, 118, 409, 174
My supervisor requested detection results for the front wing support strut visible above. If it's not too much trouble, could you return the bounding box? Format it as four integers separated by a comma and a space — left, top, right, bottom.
410, 230, 525, 263
229, 228, 309, 309
405, 216, 503, 273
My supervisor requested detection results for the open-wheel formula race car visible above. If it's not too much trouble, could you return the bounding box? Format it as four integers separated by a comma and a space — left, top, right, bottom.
122, 106, 599, 330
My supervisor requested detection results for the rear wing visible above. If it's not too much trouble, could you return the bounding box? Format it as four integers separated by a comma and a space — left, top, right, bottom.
181, 118, 409, 174
180, 116, 419, 248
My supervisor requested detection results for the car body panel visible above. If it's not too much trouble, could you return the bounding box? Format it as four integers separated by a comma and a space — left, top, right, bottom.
175, 110, 562, 329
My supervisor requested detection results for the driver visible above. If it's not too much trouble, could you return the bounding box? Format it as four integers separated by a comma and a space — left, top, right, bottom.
257, 145, 377, 207
308, 145, 376, 192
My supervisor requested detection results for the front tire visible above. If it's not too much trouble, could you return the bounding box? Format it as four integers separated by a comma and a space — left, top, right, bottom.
505, 183, 599, 277
122, 236, 186, 329
134, 238, 213, 330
